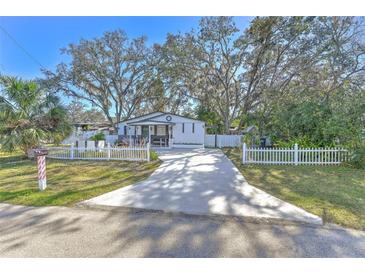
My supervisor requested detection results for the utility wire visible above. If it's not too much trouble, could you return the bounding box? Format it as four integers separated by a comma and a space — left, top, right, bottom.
0, 24, 46, 70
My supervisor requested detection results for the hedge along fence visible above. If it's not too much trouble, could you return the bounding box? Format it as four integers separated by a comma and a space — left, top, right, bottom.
242, 143, 348, 165
46, 143, 150, 162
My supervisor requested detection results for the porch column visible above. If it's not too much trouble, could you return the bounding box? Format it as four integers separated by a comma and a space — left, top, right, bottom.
135, 126, 138, 145
148, 125, 152, 145
169, 125, 174, 148
128, 126, 132, 146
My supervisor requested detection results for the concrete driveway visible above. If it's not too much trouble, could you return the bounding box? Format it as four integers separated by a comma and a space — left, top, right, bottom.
83, 149, 322, 225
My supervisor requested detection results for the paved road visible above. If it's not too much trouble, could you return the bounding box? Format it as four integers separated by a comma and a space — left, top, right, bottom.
83, 149, 321, 225
0, 203, 364, 257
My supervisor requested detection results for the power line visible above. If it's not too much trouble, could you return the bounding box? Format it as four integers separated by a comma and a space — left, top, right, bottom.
0, 24, 46, 70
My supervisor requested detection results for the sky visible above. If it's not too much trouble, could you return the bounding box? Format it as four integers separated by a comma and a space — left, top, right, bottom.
0, 16, 252, 80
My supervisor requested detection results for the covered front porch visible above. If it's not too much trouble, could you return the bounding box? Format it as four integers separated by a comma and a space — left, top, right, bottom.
127, 121, 174, 148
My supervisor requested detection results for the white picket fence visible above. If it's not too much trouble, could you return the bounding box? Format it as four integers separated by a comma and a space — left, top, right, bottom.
242, 143, 348, 165
205, 134, 243, 148
46, 143, 150, 162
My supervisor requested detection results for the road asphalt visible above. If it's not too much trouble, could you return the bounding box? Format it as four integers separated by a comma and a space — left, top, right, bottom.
0, 203, 364, 257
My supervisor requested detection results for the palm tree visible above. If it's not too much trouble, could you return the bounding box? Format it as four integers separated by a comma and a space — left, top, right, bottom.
0, 75, 71, 156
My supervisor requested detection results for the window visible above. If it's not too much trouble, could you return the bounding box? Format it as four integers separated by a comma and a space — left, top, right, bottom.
192, 123, 195, 133
124, 125, 127, 135
182, 123, 185, 133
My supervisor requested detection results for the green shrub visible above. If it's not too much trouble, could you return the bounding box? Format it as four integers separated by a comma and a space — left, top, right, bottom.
242, 132, 259, 146
90, 132, 105, 141
348, 145, 365, 169
275, 136, 319, 148
149, 150, 159, 161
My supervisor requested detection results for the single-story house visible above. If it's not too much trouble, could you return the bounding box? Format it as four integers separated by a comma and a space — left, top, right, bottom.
117, 112, 205, 149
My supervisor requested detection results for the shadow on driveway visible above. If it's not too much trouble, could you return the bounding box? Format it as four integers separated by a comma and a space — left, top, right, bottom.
83, 149, 322, 225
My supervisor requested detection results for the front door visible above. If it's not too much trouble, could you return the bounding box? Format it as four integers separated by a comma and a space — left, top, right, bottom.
141, 125, 149, 139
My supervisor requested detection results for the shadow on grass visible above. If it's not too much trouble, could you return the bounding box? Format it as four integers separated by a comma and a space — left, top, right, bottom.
0, 158, 161, 207
223, 148, 365, 230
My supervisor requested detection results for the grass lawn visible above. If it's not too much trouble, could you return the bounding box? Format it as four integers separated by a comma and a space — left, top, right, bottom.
224, 148, 365, 230
0, 150, 25, 165
0, 153, 160, 207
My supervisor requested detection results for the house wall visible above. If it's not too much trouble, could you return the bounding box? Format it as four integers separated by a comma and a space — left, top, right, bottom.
117, 122, 141, 135
117, 112, 165, 134
117, 113, 205, 145
141, 114, 205, 145
172, 122, 204, 144
118, 124, 159, 136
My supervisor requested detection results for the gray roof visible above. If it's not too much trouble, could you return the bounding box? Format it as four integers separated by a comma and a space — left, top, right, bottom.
127, 120, 175, 126
121, 112, 205, 124
243, 125, 257, 133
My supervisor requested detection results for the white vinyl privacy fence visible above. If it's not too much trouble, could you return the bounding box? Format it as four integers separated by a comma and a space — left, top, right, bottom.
205, 134, 243, 148
242, 143, 348, 165
105, 134, 118, 144
46, 143, 150, 162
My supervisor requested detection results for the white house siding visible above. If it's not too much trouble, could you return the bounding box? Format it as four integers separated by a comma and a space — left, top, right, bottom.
117, 122, 141, 136
117, 122, 126, 135
117, 113, 205, 145
147, 114, 205, 145
117, 112, 165, 135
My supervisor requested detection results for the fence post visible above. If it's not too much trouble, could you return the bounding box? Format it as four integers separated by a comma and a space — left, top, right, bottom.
147, 142, 150, 161
242, 143, 247, 164
107, 143, 111, 160
70, 144, 74, 160
294, 143, 298, 165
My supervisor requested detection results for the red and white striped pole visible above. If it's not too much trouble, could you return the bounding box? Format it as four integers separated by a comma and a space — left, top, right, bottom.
37, 155, 47, 191
34, 149, 48, 191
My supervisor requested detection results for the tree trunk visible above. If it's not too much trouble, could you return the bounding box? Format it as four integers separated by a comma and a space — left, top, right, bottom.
223, 118, 230, 134
238, 118, 245, 132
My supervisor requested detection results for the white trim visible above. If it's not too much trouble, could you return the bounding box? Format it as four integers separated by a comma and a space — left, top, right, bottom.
121, 112, 205, 124
122, 112, 164, 123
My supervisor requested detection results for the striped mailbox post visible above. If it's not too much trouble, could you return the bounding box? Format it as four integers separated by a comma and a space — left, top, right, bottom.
33, 149, 48, 191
